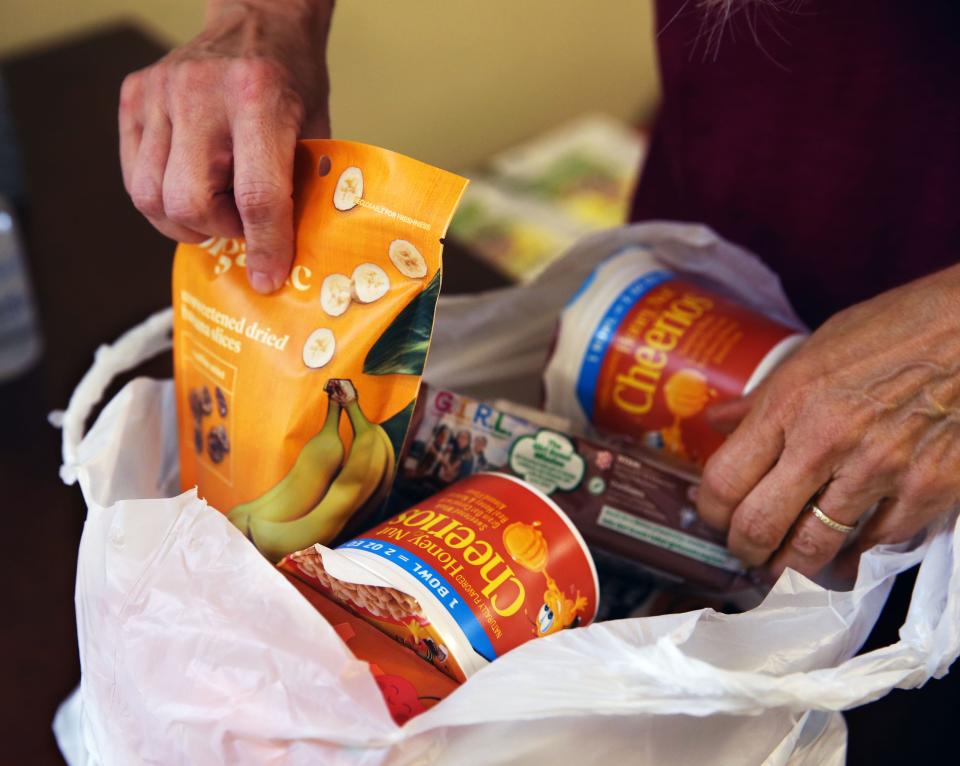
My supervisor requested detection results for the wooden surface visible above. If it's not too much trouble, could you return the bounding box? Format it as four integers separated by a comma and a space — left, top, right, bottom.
0, 23, 953, 766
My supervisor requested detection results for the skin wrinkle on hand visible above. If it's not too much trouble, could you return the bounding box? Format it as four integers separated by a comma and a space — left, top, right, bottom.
848, 359, 952, 411
833, 369, 960, 452
698, 262, 960, 581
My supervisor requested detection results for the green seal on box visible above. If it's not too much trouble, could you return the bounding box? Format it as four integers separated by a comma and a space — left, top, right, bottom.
508, 430, 585, 494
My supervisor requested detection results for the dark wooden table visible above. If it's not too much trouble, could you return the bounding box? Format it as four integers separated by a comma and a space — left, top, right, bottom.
0, 24, 954, 766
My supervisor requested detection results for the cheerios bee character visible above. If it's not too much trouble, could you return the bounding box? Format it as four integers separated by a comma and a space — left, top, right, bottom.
535, 573, 588, 638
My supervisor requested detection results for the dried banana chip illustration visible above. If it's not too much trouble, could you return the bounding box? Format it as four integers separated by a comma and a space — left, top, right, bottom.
303, 327, 336, 369
351, 263, 390, 303
388, 239, 427, 279
320, 273, 352, 317
333, 166, 363, 211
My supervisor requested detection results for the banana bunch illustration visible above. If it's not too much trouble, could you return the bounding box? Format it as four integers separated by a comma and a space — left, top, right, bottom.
235, 378, 396, 563
227, 395, 344, 531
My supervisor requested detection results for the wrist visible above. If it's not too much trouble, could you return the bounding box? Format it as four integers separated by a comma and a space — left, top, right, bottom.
205, 0, 334, 44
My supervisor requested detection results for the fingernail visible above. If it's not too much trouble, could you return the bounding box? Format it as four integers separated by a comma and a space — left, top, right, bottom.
249, 270, 279, 294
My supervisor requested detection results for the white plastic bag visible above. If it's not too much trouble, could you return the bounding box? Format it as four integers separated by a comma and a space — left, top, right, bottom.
54, 223, 958, 765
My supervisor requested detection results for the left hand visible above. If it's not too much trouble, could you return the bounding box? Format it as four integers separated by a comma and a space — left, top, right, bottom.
696, 264, 960, 582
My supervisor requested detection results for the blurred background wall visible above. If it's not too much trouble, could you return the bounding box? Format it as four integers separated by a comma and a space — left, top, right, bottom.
0, 1, 660, 168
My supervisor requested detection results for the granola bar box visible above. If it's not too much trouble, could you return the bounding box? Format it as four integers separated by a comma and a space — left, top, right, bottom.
396, 384, 751, 591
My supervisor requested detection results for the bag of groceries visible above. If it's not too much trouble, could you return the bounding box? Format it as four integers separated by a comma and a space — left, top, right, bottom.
52, 138, 958, 764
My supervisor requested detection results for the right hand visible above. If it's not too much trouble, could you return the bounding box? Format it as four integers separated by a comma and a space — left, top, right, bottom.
119, 0, 333, 293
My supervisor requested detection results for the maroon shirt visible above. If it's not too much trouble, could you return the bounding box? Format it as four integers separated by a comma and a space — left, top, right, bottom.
631, 0, 960, 327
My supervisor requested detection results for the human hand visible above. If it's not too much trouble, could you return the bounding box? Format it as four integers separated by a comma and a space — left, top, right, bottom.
119, 0, 333, 293
697, 265, 960, 581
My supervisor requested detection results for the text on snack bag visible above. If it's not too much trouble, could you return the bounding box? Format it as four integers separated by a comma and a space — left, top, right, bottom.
179, 290, 290, 354
199, 237, 313, 292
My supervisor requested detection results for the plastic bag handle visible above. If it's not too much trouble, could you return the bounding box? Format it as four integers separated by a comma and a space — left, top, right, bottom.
52, 307, 174, 485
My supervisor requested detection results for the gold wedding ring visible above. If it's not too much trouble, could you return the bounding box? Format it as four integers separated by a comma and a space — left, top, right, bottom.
808, 503, 856, 534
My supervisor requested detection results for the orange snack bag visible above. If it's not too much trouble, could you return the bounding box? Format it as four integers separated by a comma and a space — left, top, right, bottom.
173, 140, 467, 560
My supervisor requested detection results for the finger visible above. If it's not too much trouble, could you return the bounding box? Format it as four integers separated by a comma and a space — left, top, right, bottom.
697, 400, 785, 531
231, 106, 297, 294
836, 417, 960, 578
705, 395, 755, 436
832, 496, 897, 582
766, 475, 883, 580
833, 495, 941, 581
724, 441, 835, 567
144, 213, 207, 244
118, 72, 145, 193
302, 109, 332, 139
130, 105, 206, 243
163, 115, 242, 239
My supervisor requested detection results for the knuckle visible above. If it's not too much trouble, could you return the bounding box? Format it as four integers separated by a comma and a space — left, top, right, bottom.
824, 423, 860, 456
163, 186, 207, 228
119, 72, 144, 110
228, 59, 304, 127
761, 381, 800, 424
789, 526, 833, 561
771, 363, 818, 408
789, 414, 852, 468
166, 61, 218, 114
794, 441, 832, 476
146, 62, 170, 92
859, 444, 908, 485
898, 472, 940, 509
281, 83, 307, 120
231, 58, 285, 103
234, 182, 287, 225
865, 509, 927, 547
735, 507, 781, 550
170, 58, 212, 87
816, 400, 863, 452
900, 486, 944, 512
700, 459, 746, 512
281, 93, 306, 130
836, 466, 881, 501
870, 526, 911, 547
130, 181, 164, 217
